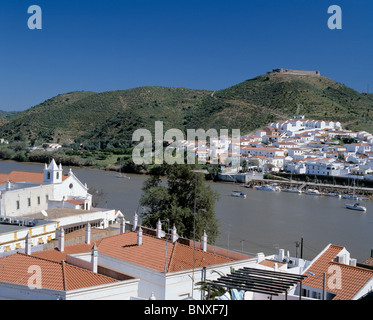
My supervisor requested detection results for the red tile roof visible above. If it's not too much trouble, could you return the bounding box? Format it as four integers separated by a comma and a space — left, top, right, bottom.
0, 253, 117, 291
33, 232, 236, 273
0, 170, 69, 185
303, 244, 373, 300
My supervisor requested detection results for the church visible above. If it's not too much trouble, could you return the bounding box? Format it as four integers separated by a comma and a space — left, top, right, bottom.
0, 159, 92, 217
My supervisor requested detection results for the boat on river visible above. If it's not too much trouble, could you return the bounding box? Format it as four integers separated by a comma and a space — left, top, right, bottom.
345, 203, 366, 212
256, 184, 281, 192
231, 191, 246, 198
283, 173, 302, 193
283, 188, 302, 194
327, 192, 341, 198
305, 189, 321, 196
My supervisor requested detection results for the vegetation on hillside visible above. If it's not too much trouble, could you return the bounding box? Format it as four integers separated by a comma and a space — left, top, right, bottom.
1, 72, 373, 155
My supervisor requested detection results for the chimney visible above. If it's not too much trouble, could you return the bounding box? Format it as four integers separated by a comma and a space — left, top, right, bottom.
133, 213, 138, 231
279, 249, 285, 262
171, 225, 178, 243
91, 244, 98, 273
58, 227, 65, 252
149, 292, 156, 300
256, 252, 265, 263
200, 230, 207, 252
25, 232, 31, 255
85, 223, 91, 244
120, 217, 126, 234
156, 220, 162, 238
137, 227, 143, 245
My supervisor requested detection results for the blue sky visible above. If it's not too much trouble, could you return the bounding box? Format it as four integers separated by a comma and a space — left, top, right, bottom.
0, 0, 372, 111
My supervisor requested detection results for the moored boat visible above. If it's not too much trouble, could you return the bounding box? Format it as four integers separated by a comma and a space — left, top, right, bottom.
256, 184, 281, 192
327, 192, 341, 198
283, 187, 302, 194
305, 189, 321, 195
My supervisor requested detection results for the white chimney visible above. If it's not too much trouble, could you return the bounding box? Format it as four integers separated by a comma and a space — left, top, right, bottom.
274, 263, 279, 271
91, 244, 98, 273
156, 220, 162, 238
257, 252, 265, 263
350, 258, 357, 266
25, 232, 31, 255
171, 225, 179, 243
58, 227, 65, 252
149, 292, 156, 300
200, 230, 207, 252
137, 227, 143, 245
279, 249, 285, 262
120, 217, 126, 234
85, 223, 91, 244
133, 213, 138, 231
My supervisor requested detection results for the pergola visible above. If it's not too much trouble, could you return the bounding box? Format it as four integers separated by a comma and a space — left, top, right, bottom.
209, 267, 307, 300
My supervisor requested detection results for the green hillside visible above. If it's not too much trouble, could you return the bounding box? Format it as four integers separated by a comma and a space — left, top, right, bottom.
0, 110, 19, 118
1, 72, 373, 147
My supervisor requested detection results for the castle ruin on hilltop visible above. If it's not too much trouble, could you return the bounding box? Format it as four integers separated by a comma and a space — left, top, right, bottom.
268, 68, 321, 76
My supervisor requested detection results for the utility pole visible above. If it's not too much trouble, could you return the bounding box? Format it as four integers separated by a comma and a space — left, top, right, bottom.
300, 237, 304, 259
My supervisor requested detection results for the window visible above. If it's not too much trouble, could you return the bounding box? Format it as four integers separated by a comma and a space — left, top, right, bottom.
37, 196, 41, 205
69, 183, 73, 189
47, 172, 51, 180
16, 200, 20, 210
28, 198, 31, 207
56, 172, 59, 179
46, 195, 49, 202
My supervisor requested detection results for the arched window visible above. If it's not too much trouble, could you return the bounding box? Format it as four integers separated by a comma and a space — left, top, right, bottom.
56, 172, 59, 179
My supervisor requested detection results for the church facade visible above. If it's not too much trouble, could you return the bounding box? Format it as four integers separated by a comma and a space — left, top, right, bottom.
0, 159, 92, 217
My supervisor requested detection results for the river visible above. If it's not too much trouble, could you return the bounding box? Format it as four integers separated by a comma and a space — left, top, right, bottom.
1, 160, 373, 262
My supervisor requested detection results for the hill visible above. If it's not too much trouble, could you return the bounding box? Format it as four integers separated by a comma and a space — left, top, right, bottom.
1, 71, 373, 147
0, 110, 19, 118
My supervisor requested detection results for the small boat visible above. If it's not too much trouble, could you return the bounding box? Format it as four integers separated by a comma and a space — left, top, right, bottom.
256, 184, 281, 192
283, 188, 302, 194
327, 192, 341, 198
342, 194, 361, 200
283, 173, 302, 193
345, 203, 366, 212
231, 191, 246, 198
305, 189, 321, 195
116, 173, 131, 179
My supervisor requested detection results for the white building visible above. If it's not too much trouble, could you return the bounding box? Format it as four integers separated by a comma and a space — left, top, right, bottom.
0, 159, 92, 217
33, 222, 255, 300
300, 244, 373, 300
305, 160, 348, 176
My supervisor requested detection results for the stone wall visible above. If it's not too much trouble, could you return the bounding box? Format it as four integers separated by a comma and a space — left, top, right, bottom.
269, 68, 321, 76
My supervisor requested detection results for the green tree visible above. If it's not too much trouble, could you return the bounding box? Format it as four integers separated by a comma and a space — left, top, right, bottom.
140, 164, 221, 244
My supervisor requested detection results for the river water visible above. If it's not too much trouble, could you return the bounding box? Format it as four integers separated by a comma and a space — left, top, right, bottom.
1, 160, 373, 262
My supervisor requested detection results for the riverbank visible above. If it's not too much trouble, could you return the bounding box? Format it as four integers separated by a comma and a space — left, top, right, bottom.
246, 179, 373, 200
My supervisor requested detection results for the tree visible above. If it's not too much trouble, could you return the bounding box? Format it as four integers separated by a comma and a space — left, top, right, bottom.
140, 164, 221, 244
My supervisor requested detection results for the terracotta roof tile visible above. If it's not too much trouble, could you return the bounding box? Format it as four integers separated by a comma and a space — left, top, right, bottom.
33, 232, 236, 273
303, 244, 373, 300
0, 170, 69, 185
0, 253, 117, 291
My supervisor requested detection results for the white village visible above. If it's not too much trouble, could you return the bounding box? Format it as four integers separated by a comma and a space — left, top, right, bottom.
1, 118, 373, 300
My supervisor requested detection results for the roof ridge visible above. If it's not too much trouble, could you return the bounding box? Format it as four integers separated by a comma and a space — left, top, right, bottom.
61, 261, 67, 291
167, 242, 177, 272
17, 252, 63, 265
174, 240, 234, 261
331, 261, 373, 273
